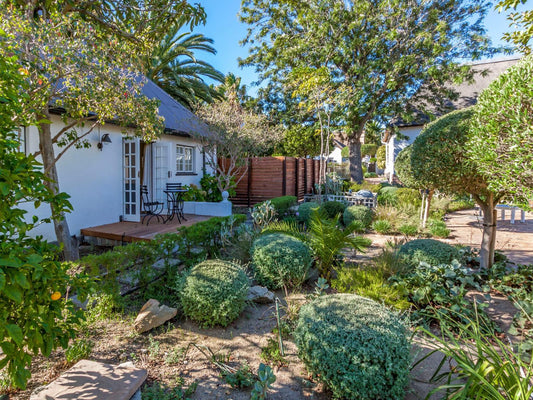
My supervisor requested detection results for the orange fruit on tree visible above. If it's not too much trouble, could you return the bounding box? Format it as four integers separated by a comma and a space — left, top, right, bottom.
51, 291, 61, 301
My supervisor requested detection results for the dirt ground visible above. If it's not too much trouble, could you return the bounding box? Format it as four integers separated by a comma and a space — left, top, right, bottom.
5, 208, 533, 400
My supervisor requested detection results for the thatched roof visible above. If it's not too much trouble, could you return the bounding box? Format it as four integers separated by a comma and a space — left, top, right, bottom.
140, 79, 210, 138
392, 57, 520, 129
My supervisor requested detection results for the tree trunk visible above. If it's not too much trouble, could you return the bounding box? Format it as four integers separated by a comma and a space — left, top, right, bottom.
478, 194, 497, 270
348, 138, 364, 183
422, 189, 434, 228
38, 113, 79, 261
420, 191, 426, 220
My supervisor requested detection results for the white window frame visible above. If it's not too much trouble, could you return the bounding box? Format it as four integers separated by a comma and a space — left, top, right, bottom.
176, 144, 195, 174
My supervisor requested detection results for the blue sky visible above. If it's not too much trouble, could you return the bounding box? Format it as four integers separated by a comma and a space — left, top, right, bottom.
196, 0, 528, 95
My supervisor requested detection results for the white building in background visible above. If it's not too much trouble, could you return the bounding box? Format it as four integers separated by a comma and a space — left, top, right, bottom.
21, 79, 214, 242
383, 57, 520, 182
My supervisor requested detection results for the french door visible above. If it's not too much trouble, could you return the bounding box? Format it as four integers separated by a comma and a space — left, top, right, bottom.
153, 143, 170, 204
123, 138, 140, 221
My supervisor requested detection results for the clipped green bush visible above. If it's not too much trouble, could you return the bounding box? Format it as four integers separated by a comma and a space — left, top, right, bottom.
372, 219, 392, 234
319, 201, 347, 219
180, 260, 250, 327
294, 294, 410, 399
269, 196, 297, 217
364, 172, 378, 178
252, 233, 312, 289
297, 202, 319, 224
343, 205, 373, 228
378, 186, 399, 205
399, 239, 460, 267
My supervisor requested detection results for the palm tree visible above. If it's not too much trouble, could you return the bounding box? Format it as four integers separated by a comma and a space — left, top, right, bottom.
145, 17, 224, 109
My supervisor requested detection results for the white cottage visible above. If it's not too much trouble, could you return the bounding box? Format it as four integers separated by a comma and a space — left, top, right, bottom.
382, 57, 519, 182
21, 79, 217, 242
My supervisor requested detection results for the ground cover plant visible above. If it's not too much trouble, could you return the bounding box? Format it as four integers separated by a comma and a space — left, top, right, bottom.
295, 294, 411, 399
331, 265, 410, 310
179, 259, 250, 327
391, 260, 493, 328
398, 239, 461, 268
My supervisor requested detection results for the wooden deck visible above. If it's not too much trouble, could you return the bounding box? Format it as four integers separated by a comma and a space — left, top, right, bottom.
80, 214, 211, 243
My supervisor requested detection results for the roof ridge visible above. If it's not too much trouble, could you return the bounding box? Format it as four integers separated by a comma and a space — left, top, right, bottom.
467, 56, 522, 66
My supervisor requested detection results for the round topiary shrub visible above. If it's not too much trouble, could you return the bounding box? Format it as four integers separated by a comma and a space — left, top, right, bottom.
294, 294, 410, 399
297, 202, 319, 224
343, 205, 373, 228
319, 201, 347, 219
398, 238, 460, 267
252, 233, 312, 289
180, 259, 250, 327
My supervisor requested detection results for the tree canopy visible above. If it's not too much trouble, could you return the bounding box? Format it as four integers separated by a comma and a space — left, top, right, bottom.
410, 108, 506, 269
395, 145, 422, 189
497, 0, 533, 53
0, 45, 90, 389
195, 86, 282, 193
468, 55, 533, 206
240, 0, 495, 182
145, 17, 224, 109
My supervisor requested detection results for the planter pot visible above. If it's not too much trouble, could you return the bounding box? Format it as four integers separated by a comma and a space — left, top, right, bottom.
183, 201, 232, 217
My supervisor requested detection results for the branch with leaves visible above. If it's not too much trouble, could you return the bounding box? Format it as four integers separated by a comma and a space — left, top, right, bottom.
195, 87, 282, 194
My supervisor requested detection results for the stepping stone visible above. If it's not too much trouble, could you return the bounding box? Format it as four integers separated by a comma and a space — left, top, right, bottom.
30, 360, 147, 400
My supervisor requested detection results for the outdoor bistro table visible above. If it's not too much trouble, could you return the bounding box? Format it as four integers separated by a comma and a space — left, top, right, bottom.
163, 188, 188, 224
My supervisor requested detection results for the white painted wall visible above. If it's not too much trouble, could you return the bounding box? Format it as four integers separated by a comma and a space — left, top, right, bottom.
21, 115, 208, 242
328, 147, 343, 163
384, 125, 423, 180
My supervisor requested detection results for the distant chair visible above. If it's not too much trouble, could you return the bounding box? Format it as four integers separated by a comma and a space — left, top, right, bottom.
141, 185, 164, 225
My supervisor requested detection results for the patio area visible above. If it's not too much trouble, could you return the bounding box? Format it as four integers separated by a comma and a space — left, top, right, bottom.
80, 214, 212, 243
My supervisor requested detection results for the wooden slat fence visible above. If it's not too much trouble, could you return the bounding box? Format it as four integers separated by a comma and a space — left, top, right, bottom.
219, 157, 321, 207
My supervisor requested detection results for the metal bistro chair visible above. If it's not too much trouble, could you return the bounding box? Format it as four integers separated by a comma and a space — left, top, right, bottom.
140, 185, 165, 225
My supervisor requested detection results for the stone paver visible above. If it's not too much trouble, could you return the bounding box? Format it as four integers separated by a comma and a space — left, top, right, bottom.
30, 360, 147, 400
444, 209, 533, 265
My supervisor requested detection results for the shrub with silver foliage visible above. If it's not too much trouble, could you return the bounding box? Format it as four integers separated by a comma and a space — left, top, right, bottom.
294, 294, 410, 399
252, 233, 312, 289
180, 259, 250, 327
